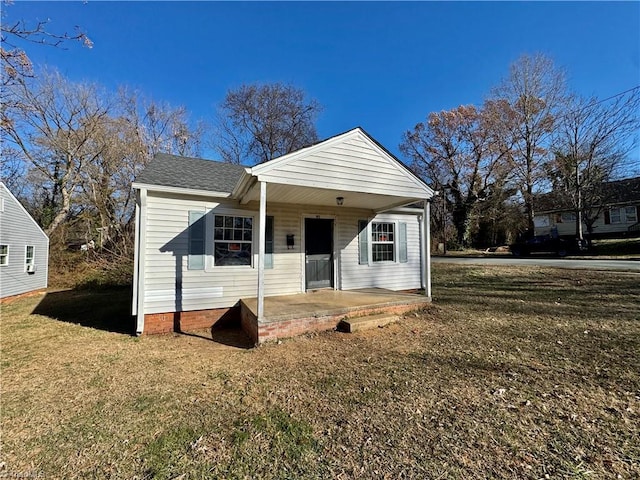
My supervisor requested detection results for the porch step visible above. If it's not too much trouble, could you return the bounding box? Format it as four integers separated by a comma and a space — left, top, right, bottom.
338, 313, 400, 333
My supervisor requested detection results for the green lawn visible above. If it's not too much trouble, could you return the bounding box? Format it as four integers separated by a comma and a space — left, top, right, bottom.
1, 265, 639, 479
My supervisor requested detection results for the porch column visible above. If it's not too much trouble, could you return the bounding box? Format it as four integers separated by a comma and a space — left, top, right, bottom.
424, 199, 432, 298
257, 181, 267, 321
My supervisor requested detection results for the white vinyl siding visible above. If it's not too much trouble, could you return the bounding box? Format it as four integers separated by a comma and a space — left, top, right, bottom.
0, 183, 49, 298
340, 213, 422, 291
141, 191, 423, 315
143, 193, 307, 314
253, 131, 428, 198
536, 204, 640, 237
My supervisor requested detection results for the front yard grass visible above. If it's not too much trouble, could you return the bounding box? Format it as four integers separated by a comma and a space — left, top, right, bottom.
1, 265, 639, 479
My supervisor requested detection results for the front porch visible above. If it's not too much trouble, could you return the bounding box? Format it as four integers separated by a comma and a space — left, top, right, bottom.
240, 288, 431, 344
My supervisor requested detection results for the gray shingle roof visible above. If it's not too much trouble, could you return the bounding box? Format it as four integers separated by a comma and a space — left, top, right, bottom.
134, 153, 246, 193
536, 176, 640, 212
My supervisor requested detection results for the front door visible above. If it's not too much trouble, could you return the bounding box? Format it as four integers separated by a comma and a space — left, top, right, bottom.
305, 218, 334, 289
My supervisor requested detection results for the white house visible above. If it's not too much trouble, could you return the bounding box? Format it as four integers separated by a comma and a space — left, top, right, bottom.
132, 128, 435, 343
0, 183, 49, 300
534, 177, 640, 238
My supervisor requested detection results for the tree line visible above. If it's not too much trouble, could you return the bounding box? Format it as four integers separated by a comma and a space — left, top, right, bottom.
401, 54, 639, 248
1, 12, 638, 260
1, 12, 322, 258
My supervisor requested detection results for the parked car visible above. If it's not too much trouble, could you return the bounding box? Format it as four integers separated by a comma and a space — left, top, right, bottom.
510, 235, 569, 257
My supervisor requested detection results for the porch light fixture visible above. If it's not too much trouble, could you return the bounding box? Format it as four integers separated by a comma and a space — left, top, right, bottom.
336, 196, 344, 206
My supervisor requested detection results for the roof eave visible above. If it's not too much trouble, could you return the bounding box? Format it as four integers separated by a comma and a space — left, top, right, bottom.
131, 182, 232, 198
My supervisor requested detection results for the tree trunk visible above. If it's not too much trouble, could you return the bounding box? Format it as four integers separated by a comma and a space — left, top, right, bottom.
44, 185, 71, 236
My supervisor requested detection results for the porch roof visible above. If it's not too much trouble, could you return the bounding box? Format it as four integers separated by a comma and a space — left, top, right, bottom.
236, 128, 434, 211
133, 128, 434, 212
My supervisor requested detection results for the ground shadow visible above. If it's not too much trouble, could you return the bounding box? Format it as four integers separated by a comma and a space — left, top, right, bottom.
178, 327, 254, 349
32, 287, 135, 335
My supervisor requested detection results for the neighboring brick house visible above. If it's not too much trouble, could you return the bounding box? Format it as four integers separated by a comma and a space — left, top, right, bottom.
534, 177, 640, 238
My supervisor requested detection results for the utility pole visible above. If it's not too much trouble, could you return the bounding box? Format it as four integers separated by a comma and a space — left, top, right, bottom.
442, 189, 447, 254
576, 161, 583, 241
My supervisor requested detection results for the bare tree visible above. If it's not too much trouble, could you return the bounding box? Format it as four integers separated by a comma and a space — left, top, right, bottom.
215, 83, 321, 164
80, 90, 205, 254
1, 70, 110, 235
490, 53, 567, 233
550, 88, 640, 241
1, 70, 204, 252
400, 104, 512, 247
1, 4, 92, 87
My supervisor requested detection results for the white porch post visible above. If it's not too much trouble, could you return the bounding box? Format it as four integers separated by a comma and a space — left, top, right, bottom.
257, 181, 267, 321
424, 199, 432, 298
135, 188, 147, 334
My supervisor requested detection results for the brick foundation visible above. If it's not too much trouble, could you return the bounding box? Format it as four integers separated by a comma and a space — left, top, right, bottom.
143, 306, 240, 335
0, 288, 47, 305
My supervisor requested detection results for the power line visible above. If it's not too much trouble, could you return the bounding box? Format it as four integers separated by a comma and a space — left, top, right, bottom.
586, 85, 640, 107
557, 85, 640, 122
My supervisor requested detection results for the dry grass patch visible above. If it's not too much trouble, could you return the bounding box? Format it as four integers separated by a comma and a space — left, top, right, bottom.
1, 265, 639, 479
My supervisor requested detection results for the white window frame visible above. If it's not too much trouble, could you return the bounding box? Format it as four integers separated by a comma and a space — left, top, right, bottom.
371, 221, 396, 263
25, 245, 34, 271
213, 214, 254, 267
609, 207, 622, 224
624, 206, 637, 223
0, 244, 8, 266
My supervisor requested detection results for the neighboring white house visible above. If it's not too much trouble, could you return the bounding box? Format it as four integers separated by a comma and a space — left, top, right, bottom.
0, 183, 49, 300
132, 128, 435, 339
534, 177, 640, 238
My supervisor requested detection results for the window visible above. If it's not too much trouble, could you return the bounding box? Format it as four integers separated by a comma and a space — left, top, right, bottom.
371, 222, 395, 262
610, 208, 622, 224
625, 206, 638, 223
0, 245, 8, 266
560, 212, 576, 223
214, 215, 252, 266
25, 245, 34, 270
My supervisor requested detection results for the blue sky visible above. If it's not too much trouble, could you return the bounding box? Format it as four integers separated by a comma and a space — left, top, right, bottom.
5, 1, 640, 160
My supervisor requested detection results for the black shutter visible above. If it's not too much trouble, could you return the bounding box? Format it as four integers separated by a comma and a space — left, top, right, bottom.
358, 220, 368, 265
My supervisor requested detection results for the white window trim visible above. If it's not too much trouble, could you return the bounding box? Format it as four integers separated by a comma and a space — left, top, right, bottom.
369, 220, 398, 265
624, 206, 637, 223
211, 213, 255, 268
610, 207, 623, 224
0, 244, 8, 266
25, 245, 35, 272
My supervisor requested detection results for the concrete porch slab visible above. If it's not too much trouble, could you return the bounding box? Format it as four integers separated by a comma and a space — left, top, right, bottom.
240, 288, 431, 344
